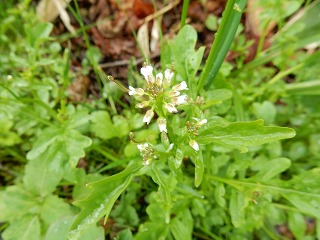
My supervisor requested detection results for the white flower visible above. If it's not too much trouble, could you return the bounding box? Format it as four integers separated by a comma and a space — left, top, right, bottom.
141, 65, 153, 79
198, 119, 207, 126
189, 139, 199, 151
168, 90, 181, 97
171, 94, 188, 105
164, 69, 174, 88
143, 109, 154, 124
157, 117, 167, 133
137, 143, 148, 151
155, 73, 163, 87
136, 101, 150, 108
128, 86, 145, 96
172, 81, 188, 91
165, 103, 178, 113
141, 65, 155, 84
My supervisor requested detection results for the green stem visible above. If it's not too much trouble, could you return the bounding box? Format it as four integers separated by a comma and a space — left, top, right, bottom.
267, 63, 303, 86
255, 19, 271, 58
207, 175, 320, 198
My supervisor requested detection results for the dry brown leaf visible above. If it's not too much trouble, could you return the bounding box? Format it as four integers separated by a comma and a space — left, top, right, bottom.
36, 0, 75, 33
245, 0, 276, 37
137, 22, 150, 58
150, 18, 162, 53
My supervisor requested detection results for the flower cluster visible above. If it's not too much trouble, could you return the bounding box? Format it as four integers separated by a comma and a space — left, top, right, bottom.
186, 118, 207, 151
128, 64, 189, 132
137, 143, 157, 165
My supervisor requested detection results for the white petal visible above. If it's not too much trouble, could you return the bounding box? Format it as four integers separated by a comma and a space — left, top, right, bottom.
172, 81, 188, 91
143, 109, 154, 124
164, 69, 174, 82
171, 94, 188, 105
141, 65, 153, 79
136, 101, 149, 108
128, 86, 136, 95
163, 69, 174, 88
198, 119, 207, 125
137, 143, 148, 151
168, 90, 180, 97
157, 117, 167, 133
189, 139, 199, 151
156, 73, 163, 86
128, 86, 145, 96
165, 103, 178, 113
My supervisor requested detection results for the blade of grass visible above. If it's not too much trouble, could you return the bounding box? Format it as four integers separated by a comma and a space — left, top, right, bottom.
180, 0, 190, 29
197, 0, 247, 91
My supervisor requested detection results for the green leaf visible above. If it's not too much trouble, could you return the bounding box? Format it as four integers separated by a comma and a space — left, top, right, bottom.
136, 222, 169, 240
25, 22, 53, 46
0, 186, 38, 222
229, 189, 246, 227
2, 215, 41, 240
198, 0, 247, 90
69, 161, 143, 240
286, 80, 320, 95
193, 151, 204, 187
117, 229, 133, 240
214, 183, 226, 207
24, 126, 91, 196
40, 195, 73, 225
282, 193, 320, 219
252, 101, 276, 124
288, 212, 306, 240
90, 111, 128, 139
167, 25, 205, 80
24, 142, 65, 196
198, 119, 296, 152
45, 216, 104, 240
203, 89, 233, 109
150, 165, 175, 205
26, 127, 62, 160
170, 218, 192, 240
250, 158, 291, 181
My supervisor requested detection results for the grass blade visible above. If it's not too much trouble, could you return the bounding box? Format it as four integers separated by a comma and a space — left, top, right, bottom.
198, 0, 247, 91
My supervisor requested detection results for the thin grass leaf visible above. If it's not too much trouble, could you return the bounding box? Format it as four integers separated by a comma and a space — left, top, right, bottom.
198, 0, 247, 91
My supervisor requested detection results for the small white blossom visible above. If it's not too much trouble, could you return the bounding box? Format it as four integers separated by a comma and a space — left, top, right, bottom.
171, 94, 188, 105
141, 65, 153, 79
137, 143, 148, 151
167, 143, 174, 152
198, 119, 207, 126
143, 109, 154, 124
165, 103, 178, 113
155, 73, 163, 87
157, 117, 167, 133
168, 90, 181, 97
172, 81, 188, 91
141, 65, 155, 84
136, 101, 150, 108
189, 139, 199, 151
164, 69, 174, 88
137, 142, 156, 165
128, 86, 145, 96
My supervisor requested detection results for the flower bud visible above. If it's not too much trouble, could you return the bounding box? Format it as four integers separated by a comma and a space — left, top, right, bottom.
157, 117, 167, 133
143, 109, 154, 124
189, 139, 199, 151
